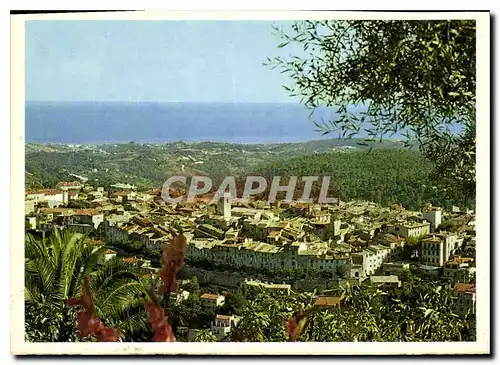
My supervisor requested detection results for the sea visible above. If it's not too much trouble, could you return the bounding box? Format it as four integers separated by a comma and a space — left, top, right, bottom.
25, 101, 461, 145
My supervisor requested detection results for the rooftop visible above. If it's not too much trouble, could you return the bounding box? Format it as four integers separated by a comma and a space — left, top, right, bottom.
57, 181, 83, 187
200, 293, 224, 300
26, 188, 62, 196
86, 239, 105, 246
398, 221, 430, 228
445, 256, 474, 265
315, 296, 341, 307
39, 207, 74, 215
454, 283, 476, 294
75, 209, 102, 216
370, 275, 400, 284
123, 257, 141, 264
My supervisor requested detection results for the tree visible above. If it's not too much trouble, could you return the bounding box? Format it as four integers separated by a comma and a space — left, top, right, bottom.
222, 290, 247, 316
191, 329, 217, 342
335, 265, 349, 279
268, 20, 476, 198
25, 302, 80, 342
24, 230, 149, 341
182, 276, 200, 293
85, 258, 150, 339
25, 229, 105, 308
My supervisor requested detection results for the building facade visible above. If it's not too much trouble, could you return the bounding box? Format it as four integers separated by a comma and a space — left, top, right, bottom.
389, 221, 431, 238
200, 293, 225, 311
423, 207, 442, 232
421, 233, 463, 267
454, 283, 476, 317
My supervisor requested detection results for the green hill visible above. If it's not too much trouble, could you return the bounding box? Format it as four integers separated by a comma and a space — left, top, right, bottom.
24, 139, 472, 210
252, 149, 470, 210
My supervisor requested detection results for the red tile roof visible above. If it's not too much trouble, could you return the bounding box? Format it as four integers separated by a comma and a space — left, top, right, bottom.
384, 234, 403, 243
57, 181, 83, 187
26, 188, 62, 196
454, 283, 476, 294
39, 207, 73, 215
74, 209, 101, 216
315, 296, 341, 307
200, 293, 224, 300
215, 314, 233, 321
445, 256, 474, 265
123, 257, 141, 264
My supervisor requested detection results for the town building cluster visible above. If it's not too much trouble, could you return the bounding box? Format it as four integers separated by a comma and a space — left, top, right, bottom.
25, 180, 477, 333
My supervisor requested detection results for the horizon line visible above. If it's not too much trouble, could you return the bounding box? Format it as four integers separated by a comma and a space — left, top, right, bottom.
25, 100, 304, 105
25, 137, 408, 145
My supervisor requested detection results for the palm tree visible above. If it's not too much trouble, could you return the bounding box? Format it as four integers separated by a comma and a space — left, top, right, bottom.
25, 229, 106, 307
25, 229, 149, 341
86, 257, 151, 339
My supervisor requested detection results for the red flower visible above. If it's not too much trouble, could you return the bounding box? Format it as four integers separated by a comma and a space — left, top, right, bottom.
66, 276, 120, 342
144, 299, 176, 342
76, 310, 103, 337
285, 306, 307, 342
144, 235, 187, 342
152, 323, 175, 342
160, 235, 188, 294
66, 276, 94, 311
285, 318, 299, 342
144, 299, 166, 330
97, 327, 121, 342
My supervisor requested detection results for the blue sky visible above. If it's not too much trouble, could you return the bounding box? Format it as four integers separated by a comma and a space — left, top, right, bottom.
25, 20, 301, 103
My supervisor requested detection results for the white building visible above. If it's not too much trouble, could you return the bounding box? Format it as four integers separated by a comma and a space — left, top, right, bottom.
101, 249, 117, 263
26, 189, 65, 206
69, 209, 105, 230
423, 207, 442, 232
389, 221, 431, 238
243, 280, 291, 295
369, 275, 401, 288
188, 238, 353, 277
421, 233, 463, 267
110, 183, 136, 190
217, 192, 232, 220
210, 314, 240, 340
26, 216, 37, 230
57, 181, 84, 191
170, 290, 190, 305
200, 293, 225, 311
351, 244, 392, 276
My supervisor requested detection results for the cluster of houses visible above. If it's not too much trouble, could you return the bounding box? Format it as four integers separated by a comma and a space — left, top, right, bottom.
176, 279, 343, 341
25, 181, 477, 321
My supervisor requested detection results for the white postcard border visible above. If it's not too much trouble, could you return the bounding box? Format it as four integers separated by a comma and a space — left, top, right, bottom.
10, 10, 491, 355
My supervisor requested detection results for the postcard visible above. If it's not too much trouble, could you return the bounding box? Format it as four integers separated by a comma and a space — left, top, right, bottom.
11, 10, 490, 355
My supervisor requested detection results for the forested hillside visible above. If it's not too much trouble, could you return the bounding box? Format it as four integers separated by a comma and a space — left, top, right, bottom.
252, 149, 473, 210
24, 139, 405, 190
25, 140, 473, 210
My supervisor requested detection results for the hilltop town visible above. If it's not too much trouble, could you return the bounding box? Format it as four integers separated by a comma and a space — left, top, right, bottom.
25, 179, 477, 341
